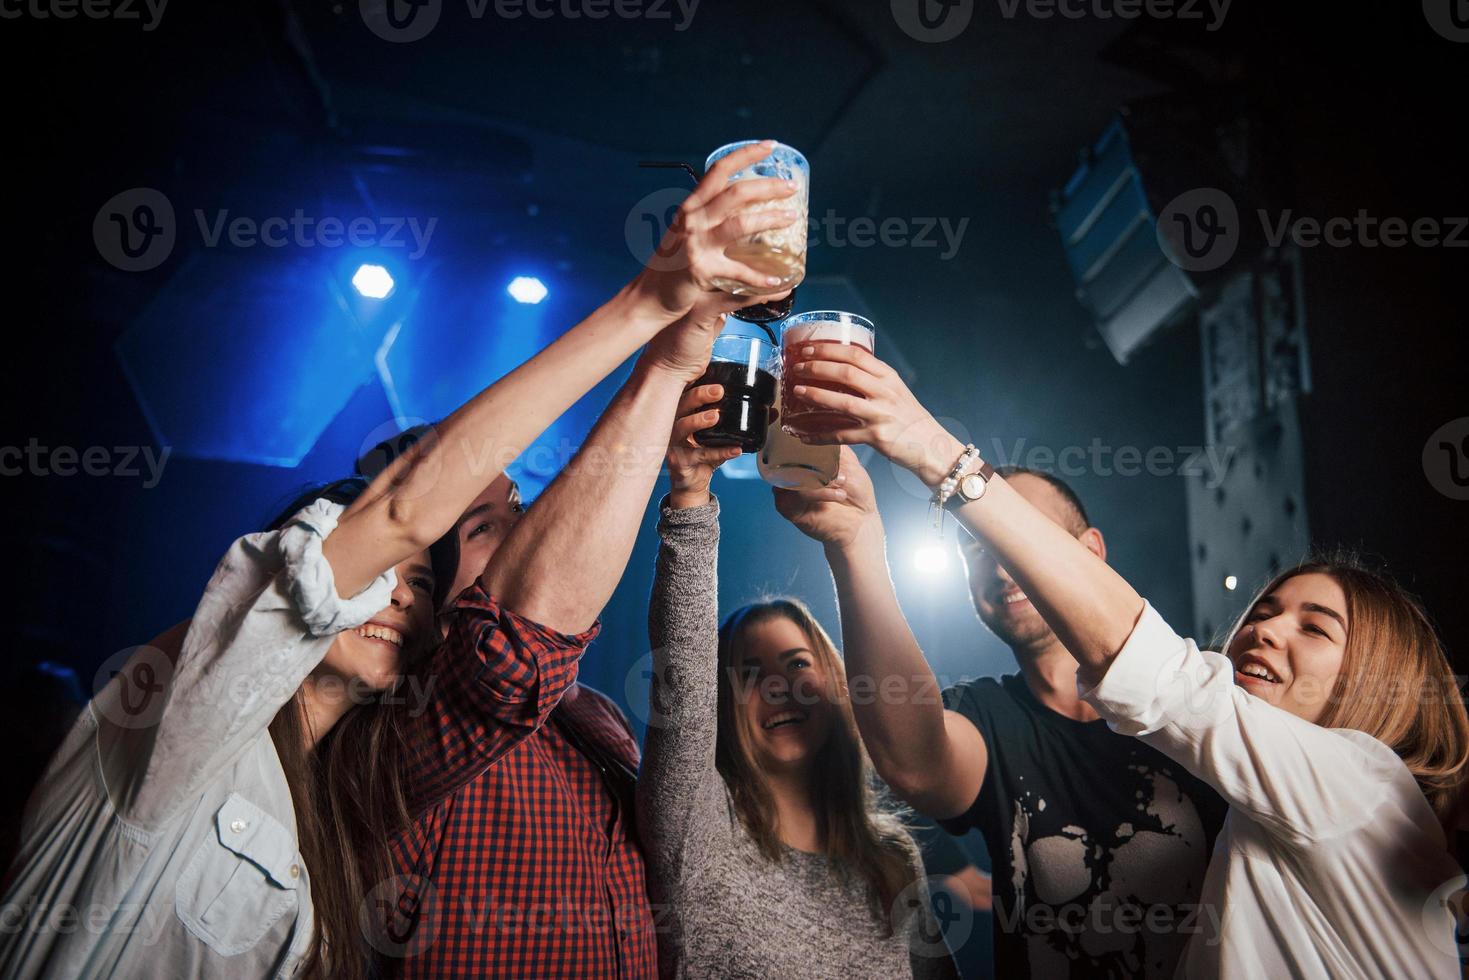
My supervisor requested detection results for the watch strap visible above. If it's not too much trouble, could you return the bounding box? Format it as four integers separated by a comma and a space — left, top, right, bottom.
945, 459, 996, 511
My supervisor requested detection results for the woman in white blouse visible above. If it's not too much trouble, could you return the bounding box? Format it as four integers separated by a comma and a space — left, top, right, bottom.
778, 343, 1469, 979
0, 142, 801, 980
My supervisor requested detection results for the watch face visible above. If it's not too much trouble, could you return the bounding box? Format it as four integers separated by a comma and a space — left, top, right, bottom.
960, 473, 986, 500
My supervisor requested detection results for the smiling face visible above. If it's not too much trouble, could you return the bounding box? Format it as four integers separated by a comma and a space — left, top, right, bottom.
444, 473, 524, 609
731, 615, 837, 774
317, 550, 437, 694
961, 472, 1103, 657
1225, 572, 1350, 723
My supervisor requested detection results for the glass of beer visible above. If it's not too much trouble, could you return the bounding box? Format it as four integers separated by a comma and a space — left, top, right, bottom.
758, 385, 840, 488
780, 310, 876, 435
691, 333, 780, 454
704, 141, 809, 298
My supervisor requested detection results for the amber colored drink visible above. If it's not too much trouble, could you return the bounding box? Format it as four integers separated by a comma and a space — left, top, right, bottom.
780, 312, 876, 435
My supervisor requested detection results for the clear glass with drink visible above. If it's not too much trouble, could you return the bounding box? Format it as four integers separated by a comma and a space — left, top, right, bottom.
780, 311, 876, 435
758, 385, 840, 488
704, 141, 809, 298
691, 333, 780, 454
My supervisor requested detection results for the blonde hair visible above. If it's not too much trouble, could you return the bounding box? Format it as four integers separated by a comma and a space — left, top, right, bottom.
1222, 553, 1469, 822
715, 598, 918, 931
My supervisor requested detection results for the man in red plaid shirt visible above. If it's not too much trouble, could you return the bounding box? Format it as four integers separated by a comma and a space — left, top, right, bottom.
373, 143, 799, 978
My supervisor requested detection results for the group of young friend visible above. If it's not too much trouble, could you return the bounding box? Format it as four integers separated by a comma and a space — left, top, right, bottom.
2, 141, 1466, 979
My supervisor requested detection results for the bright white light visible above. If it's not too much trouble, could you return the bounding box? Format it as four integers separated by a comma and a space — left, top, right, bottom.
1224, 575, 1239, 591
508, 276, 549, 305
352, 263, 395, 299
914, 543, 950, 576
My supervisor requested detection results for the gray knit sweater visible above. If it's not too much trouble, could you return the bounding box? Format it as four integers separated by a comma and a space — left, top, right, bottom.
636, 496, 953, 980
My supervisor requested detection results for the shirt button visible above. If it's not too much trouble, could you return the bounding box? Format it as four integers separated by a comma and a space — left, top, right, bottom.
230, 819, 248, 833
289, 864, 301, 879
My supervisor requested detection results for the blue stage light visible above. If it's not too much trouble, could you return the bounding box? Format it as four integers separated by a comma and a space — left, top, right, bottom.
507, 276, 548, 305
352, 263, 396, 299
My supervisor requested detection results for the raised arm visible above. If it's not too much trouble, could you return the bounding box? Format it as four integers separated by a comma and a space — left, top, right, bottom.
773, 449, 987, 819
324, 140, 801, 600
783, 348, 1411, 839
784, 347, 1142, 687
480, 305, 752, 634
636, 387, 742, 877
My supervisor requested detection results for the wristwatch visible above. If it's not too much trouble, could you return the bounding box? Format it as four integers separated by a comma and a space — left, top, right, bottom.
945, 459, 996, 510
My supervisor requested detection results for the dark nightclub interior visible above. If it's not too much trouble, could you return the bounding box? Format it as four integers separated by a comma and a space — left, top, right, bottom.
5, 1, 1468, 977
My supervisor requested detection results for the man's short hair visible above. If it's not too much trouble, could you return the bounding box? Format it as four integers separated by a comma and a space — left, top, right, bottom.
994, 464, 1091, 535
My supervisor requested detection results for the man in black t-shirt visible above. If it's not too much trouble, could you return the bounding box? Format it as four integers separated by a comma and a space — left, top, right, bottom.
776, 457, 1226, 980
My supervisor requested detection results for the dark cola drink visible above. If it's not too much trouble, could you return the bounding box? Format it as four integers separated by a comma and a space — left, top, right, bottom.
692, 360, 778, 454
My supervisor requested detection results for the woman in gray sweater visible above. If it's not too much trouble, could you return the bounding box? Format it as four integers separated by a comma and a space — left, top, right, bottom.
637, 381, 956, 979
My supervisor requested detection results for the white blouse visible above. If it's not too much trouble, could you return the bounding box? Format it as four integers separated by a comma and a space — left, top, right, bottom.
1081, 603, 1463, 979
0, 500, 394, 979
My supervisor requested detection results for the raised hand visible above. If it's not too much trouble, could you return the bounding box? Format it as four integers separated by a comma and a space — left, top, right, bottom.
783, 345, 965, 489
772, 447, 882, 552
633, 140, 799, 321
666, 383, 743, 510
642, 309, 728, 385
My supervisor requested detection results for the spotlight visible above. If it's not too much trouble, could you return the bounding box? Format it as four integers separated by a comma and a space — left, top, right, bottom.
352, 263, 395, 300
508, 276, 548, 305
1224, 575, 1238, 591
914, 543, 950, 576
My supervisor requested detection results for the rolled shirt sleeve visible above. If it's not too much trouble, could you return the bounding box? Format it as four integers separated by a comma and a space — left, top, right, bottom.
399, 584, 601, 816
1079, 602, 1404, 843
101, 499, 397, 829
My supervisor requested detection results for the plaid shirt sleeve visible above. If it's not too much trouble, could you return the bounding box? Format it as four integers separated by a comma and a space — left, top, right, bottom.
399, 582, 600, 816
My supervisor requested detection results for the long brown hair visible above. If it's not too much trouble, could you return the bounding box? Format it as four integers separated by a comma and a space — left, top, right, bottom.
262, 480, 443, 979
715, 598, 918, 932
1222, 552, 1469, 822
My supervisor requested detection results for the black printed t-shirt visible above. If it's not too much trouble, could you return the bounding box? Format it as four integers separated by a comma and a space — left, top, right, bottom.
941, 673, 1227, 980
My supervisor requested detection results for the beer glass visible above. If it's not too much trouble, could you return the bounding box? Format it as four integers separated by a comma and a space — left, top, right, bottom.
691, 333, 780, 454
758, 385, 840, 488
704, 141, 809, 298
780, 311, 876, 435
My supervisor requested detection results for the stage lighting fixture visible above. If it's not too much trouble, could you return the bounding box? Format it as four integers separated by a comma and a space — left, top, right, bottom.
508, 276, 548, 305
352, 263, 396, 299
1224, 575, 1239, 591
913, 543, 950, 575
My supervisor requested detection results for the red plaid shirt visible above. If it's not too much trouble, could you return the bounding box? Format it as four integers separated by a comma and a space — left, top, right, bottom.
384, 584, 656, 979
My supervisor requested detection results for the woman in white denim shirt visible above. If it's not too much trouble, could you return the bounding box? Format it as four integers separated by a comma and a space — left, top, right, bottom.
779, 343, 1469, 979
0, 146, 804, 980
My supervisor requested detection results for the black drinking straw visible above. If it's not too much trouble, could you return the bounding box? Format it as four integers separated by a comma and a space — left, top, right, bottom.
637, 160, 783, 346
